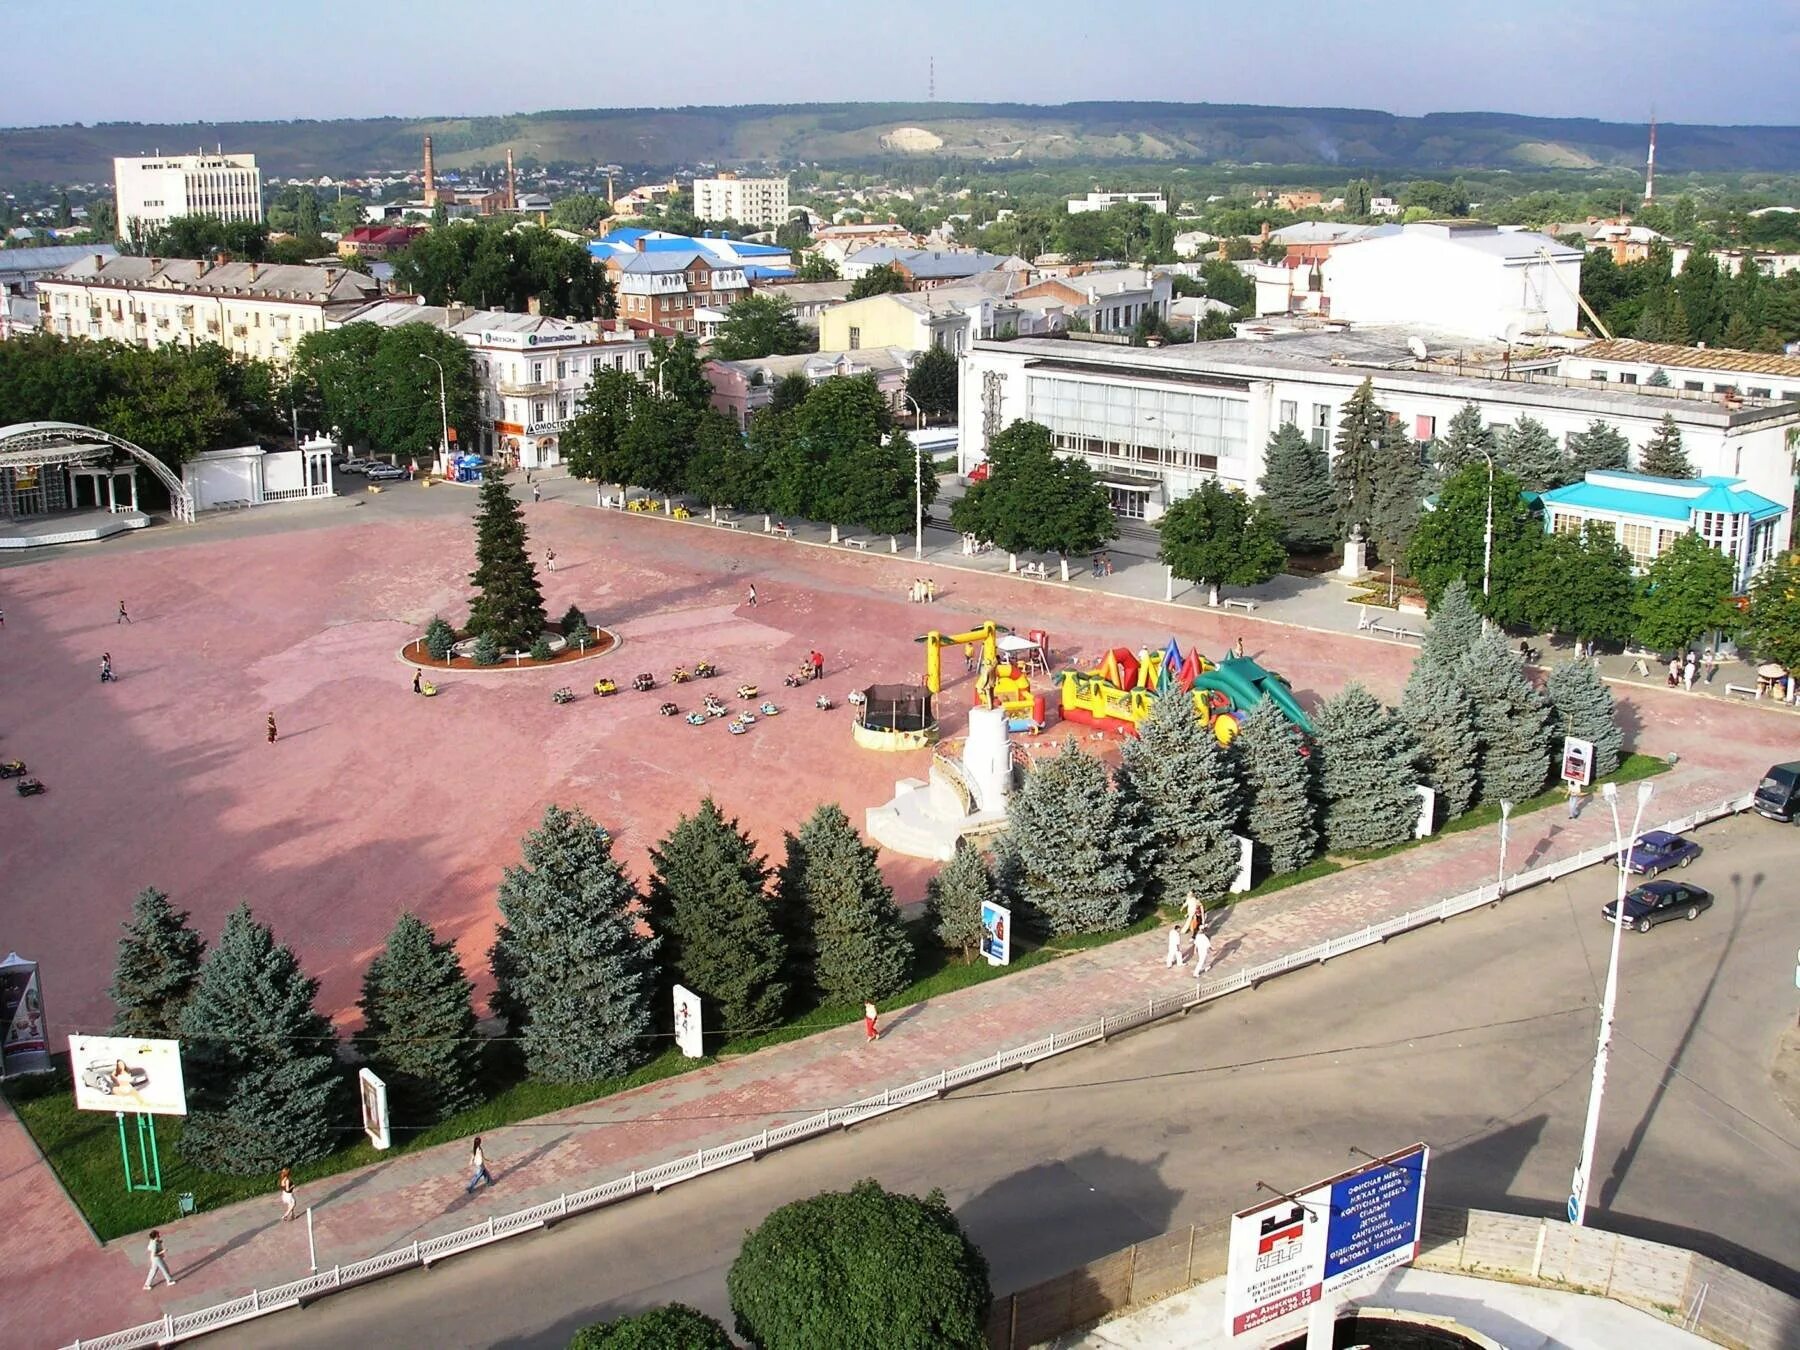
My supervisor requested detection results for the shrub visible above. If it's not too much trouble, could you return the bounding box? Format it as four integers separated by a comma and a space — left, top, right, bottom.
560, 603, 587, 633
530, 636, 554, 662
568, 1304, 733, 1350
473, 633, 500, 665
424, 615, 456, 661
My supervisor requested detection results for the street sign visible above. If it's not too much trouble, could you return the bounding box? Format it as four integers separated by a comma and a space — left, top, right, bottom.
1567, 1194, 1580, 1223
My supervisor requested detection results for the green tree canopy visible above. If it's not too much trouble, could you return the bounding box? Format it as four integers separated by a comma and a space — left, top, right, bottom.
777, 803, 911, 1006
109, 887, 205, 1039
847, 264, 908, 299
1330, 378, 1421, 556
1565, 420, 1630, 476
1315, 684, 1420, 851
391, 219, 615, 319
1234, 699, 1319, 877
292, 321, 479, 461
1400, 655, 1479, 822
1545, 658, 1623, 780
1633, 532, 1738, 653
1743, 550, 1800, 675
563, 366, 640, 483
569, 1305, 733, 1350
1461, 628, 1553, 804
728, 1180, 991, 1350
1406, 462, 1540, 626
1257, 422, 1336, 552
356, 913, 481, 1123
925, 847, 994, 962
1003, 739, 1146, 935
950, 420, 1116, 560
796, 253, 840, 281
712, 295, 813, 361
1158, 479, 1286, 603
1431, 402, 1495, 477
1117, 690, 1244, 906
905, 344, 959, 420
1496, 415, 1570, 492
1638, 414, 1696, 478
549, 193, 613, 234
1519, 523, 1637, 646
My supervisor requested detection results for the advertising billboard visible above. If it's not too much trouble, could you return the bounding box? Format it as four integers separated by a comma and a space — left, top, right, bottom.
0, 953, 49, 1076
1225, 1144, 1429, 1336
359, 1068, 391, 1150
673, 984, 704, 1058
67, 1035, 187, 1115
980, 901, 1011, 967
1562, 737, 1595, 787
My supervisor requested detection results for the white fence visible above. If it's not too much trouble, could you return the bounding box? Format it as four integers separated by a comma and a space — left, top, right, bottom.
64, 791, 1752, 1349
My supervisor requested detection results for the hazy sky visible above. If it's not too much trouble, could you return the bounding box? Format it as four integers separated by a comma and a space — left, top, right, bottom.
3, 0, 1796, 128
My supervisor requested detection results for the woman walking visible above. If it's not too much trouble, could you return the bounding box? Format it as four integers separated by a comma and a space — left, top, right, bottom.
279, 1167, 296, 1222
863, 1001, 880, 1044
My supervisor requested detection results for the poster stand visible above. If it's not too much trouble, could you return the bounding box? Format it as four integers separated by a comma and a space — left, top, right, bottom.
117, 1111, 163, 1193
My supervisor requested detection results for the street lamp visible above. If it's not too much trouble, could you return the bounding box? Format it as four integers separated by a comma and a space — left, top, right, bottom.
1480, 448, 1496, 612
420, 353, 450, 476
1570, 779, 1654, 1228
1496, 799, 1514, 894
902, 392, 925, 560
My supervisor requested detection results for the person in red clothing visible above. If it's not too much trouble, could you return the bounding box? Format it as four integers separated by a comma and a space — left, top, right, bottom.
810, 649, 824, 680
863, 1000, 879, 1043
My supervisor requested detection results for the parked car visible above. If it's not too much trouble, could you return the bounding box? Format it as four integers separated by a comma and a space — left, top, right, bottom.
364, 463, 406, 481
337, 458, 372, 474
1623, 830, 1702, 876
82, 1059, 149, 1095
1602, 880, 1713, 933
1753, 761, 1800, 822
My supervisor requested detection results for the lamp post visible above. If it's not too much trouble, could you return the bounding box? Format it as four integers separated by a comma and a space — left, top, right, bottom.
903, 392, 925, 560
420, 353, 450, 476
1570, 779, 1654, 1228
1480, 448, 1496, 611
1496, 799, 1513, 894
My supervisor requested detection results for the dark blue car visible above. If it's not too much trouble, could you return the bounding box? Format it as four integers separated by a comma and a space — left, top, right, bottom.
1624, 830, 1702, 877
1602, 880, 1713, 932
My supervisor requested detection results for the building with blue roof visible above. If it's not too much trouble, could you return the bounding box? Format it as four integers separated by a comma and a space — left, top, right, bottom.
1540, 470, 1785, 590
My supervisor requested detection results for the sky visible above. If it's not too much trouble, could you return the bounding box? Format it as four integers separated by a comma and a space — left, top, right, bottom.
2, 0, 1797, 129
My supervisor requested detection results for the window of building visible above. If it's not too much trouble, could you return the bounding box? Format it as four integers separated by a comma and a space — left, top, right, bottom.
1414, 414, 1436, 442
1619, 371, 1637, 384
1589, 370, 1608, 381
1684, 380, 1703, 391
1310, 402, 1331, 451
1784, 389, 1800, 401
1748, 386, 1771, 398
1279, 399, 1297, 427
531, 361, 544, 383
1714, 383, 1738, 394
556, 359, 567, 379
848, 326, 861, 350
1618, 521, 1659, 568
533, 401, 547, 423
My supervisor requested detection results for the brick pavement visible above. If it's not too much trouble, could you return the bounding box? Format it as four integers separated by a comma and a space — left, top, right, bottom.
3, 488, 1794, 1346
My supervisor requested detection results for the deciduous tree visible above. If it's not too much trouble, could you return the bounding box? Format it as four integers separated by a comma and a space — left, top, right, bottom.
712, 295, 813, 361
1158, 480, 1286, 606
847, 264, 907, 299
1743, 550, 1800, 676
950, 420, 1115, 562
1633, 531, 1737, 653
905, 344, 959, 420
1405, 462, 1540, 626
1519, 523, 1637, 646
569, 1305, 734, 1350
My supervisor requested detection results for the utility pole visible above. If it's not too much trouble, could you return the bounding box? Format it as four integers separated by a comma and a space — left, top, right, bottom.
420, 353, 449, 474
903, 392, 925, 560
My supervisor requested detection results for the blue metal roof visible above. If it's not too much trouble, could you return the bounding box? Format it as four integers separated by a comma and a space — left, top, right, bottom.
1541, 473, 1784, 523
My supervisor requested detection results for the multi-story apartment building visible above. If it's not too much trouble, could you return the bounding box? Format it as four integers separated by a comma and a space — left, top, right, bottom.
693, 174, 790, 229
113, 151, 263, 241
37, 254, 381, 363
604, 245, 750, 337
1067, 191, 1168, 215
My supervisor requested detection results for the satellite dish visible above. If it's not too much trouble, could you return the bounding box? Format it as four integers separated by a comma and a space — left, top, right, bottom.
1406, 336, 1428, 360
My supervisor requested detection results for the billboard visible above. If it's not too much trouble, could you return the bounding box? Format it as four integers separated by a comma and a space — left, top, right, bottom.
980, 901, 1011, 967
0, 954, 50, 1076
673, 984, 704, 1058
359, 1068, 391, 1150
1225, 1144, 1429, 1336
67, 1035, 187, 1115
1562, 737, 1595, 787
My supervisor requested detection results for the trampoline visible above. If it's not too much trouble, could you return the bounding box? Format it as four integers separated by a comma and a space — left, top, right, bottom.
853, 682, 939, 751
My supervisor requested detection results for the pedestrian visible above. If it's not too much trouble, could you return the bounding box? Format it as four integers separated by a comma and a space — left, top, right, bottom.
1102, 551, 1113, 577
0, 605, 6, 627
963, 641, 976, 674
1182, 890, 1205, 938
926, 577, 937, 603
266, 711, 278, 744
1666, 657, 1680, 688
465, 1136, 494, 1193
143, 1229, 175, 1290
811, 649, 824, 681
1233, 636, 1246, 660
1165, 924, 1187, 968
533, 482, 542, 503
412, 668, 422, 695
1567, 781, 1583, 820
1683, 651, 1696, 691
1702, 647, 1717, 684
279, 1167, 296, 1222
117, 599, 130, 625
863, 1000, 880, 1043
746, 583, 757, 608
1191, 928, 1213, 976
546, 548, 557, 572
100, 653, 113, 683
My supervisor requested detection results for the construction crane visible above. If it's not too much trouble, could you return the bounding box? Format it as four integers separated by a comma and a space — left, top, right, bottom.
1538, 245, 1612, 340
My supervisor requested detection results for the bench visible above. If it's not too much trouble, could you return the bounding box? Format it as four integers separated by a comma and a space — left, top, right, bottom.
840, 537, 869, 550
770, 525, 793, 538
714, 517, 741, 530
1219, 597, 1257, 612
1359, 617, 1421, 641
1019, 562, 1050, 580
1724, 682, 1758, 700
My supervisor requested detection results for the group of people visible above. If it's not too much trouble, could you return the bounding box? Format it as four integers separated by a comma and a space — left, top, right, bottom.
1666, 648, 1717, 691
1088, 552, 1115, 577
1164, 892, 1214, 974
906, 578, 938, 603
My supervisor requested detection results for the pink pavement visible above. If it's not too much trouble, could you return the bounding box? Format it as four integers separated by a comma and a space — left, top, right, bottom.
2, 499, 1793, 1345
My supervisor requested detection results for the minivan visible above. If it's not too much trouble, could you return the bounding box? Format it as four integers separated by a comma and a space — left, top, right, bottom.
1752, 761, 1800, 822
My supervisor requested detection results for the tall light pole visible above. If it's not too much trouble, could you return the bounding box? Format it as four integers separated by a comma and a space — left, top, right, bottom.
1570, 779, 1654, 1228
1481, 448, 1496, 608
420, 353, 450, 475
903, 392, 925, 560
1496, 799, 1514, 894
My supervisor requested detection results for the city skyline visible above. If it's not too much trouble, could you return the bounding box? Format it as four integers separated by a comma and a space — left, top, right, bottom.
2, 0, 1795, 130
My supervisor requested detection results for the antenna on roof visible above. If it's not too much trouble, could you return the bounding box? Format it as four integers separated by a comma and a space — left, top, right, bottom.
1406, 336, 1428, 360
929, 56, 935, 102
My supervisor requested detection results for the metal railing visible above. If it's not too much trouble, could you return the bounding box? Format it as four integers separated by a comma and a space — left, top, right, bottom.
64, 791, 1752, 1349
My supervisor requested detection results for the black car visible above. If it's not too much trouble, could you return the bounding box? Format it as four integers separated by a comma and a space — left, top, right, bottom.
1601, 880, 1713, 933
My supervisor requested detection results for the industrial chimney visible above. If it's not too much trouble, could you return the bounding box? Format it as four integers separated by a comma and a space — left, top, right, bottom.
505, 147, 517, 212
423, 136, 438, 208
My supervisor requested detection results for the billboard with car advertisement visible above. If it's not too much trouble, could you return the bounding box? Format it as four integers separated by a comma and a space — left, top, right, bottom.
67, 1035, 187, 1115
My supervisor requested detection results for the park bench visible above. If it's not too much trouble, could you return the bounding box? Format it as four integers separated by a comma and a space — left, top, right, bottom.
714, 515, 741, 530
840, 537, 869, 550
1220, 597, 1257, 612
1724, 682, 1758, 700
1019, 562, 1050, 580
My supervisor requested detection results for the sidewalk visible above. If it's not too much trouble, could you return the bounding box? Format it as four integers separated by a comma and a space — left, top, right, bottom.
35, 719, 1760, 1346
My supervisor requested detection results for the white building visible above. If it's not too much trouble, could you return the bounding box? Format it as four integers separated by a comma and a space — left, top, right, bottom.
1559, 339, 1800, 402
113, 151, 263, 241
1013, 269, 1173, 335
1370, 196, 1401, 217
1067, 191, 1168, 215
38, 255, 381, 364
182, 439, 337, 512
693, 175, 791, 229
1320, 222, 1584, 341
339, 301, 652, 469
956, 328, 1796, 545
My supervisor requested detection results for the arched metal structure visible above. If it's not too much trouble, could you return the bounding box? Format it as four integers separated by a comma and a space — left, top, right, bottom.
0, 421, 194, 523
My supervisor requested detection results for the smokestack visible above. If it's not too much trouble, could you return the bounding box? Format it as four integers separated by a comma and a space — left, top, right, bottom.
1644, 115, 1657, 204
423, 135, 437, 207
505, 147, 517, 212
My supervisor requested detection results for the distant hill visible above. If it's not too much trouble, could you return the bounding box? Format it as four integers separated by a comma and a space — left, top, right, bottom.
6, 101, 1799, 185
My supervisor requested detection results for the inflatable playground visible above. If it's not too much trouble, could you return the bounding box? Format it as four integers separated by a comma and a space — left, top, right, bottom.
1060, 639, 1313, 743
917, 622, 1053, 735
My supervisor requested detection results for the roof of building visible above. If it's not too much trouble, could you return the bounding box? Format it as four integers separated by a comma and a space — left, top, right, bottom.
337, 300, 628, 347
1337, 221, 1581, 262
848, 246, 1013, 278
1270, 222, 1397, 246
46, 254, 380, 303
750, 279, 854, 306
614, 249, 714, 275
341, 225, 425, 247
1573, 338, 1800, 379
713, 346, 914, 382
0, 243, 118, 274
1542, 472, 1785, 522
1024, 269, 1163, 301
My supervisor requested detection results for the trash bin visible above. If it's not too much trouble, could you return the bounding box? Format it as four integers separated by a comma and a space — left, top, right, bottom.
178, 1192, 195, 1217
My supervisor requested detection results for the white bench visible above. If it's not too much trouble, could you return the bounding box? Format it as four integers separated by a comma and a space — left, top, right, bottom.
1019, 562, 1050, 580
841, 536, 869, 550
1220, 597, 1257, 612
1724, 682, 1758, 700
715, 516, 741, 530
1359, 616, 1421, 641
770, 525, 793, 538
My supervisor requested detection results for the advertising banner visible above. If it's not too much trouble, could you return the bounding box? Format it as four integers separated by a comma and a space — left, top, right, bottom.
0, 954, 50, 1077
1562, 737, 1595, 787
673, 984, 704, 1058
359, 1068, 391, 1150
68, 1035, 187, 1115
980, 901, 1011, 967
1224, 1197, 1327, 1335
1321, 1144, 1429, 1294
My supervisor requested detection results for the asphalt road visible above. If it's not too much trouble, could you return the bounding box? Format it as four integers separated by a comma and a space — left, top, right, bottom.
226, 813, 1800, 1349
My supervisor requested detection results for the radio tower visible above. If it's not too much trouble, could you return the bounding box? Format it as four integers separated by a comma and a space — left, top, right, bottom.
929, 56, 935, 101
1643, 113, 1657, 205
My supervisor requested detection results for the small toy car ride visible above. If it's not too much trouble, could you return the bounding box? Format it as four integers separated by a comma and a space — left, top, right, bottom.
0, 760, 26, 779
671, 666, 692, 684
594, 677, 617, 696
685, 711, 708, 726
694, 660, 718, 679
16, 776, 45, 797
632, 673, 656, 692
736, 684, 759, 700
658, 701, 680, 717
815, 694, 835, 711
759, 702, 781, 717
552, 687, 575, 704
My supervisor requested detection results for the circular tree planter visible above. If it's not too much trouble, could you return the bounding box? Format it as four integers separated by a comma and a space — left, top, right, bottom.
401, 622, 620, 672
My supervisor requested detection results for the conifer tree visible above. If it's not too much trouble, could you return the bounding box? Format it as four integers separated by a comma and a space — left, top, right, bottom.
925, 847, 994, 961
779, 804, 911, 1006
1233, 699, 1319, 876
1256, 422, 1335, 552
179, 904, 341, 1175
356, 912, 481, 1123
490, 804, 660, 1081
1461, 628, 1553, 803
1497, 415, 1569, 492
1638, 414, 1696, 478
1545, 658, 1623, 780
1421, 578, 1482, 674
647, 798, 787, 1035
1003, 740, 1146, 934
1314, 684, 1420, 851
1329, 378, 1391, 538
1368, 422, 1426, 559
1117, 691, 1243, 906
110, 887, 206, 1039
1565, 419, 1630, 476
467, 466, 546, 652
1400, 657, 1479, 822
1431, 402, 1495, 476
